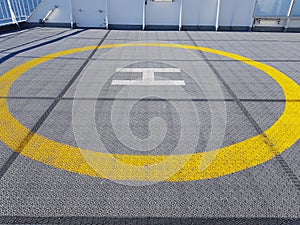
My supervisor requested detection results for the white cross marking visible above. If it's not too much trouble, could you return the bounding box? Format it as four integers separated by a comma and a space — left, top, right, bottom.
112, 68, 185, 86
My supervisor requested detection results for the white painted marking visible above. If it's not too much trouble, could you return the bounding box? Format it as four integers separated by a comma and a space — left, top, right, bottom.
112, 80, 185, 86
116, 68, 181, 73
112, 68, 185, 86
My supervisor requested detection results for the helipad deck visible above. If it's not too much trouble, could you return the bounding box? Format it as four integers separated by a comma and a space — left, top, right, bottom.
0, 28, 300, 224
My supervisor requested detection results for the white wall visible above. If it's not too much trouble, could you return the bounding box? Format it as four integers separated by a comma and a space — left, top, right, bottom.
72, 0, 106, 27
28, 0, 72, 24
231, 0, 256, 26
146, 0, 181, 26
27, 0, 259, 28
289, 19, 300, 28
182, 0, 218, 26
219, 0, 256, 27
108, 0, 143, 25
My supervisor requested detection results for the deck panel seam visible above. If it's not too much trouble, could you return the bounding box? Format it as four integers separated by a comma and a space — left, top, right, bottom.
186, 31, 300, 194
0, 30, 111, 180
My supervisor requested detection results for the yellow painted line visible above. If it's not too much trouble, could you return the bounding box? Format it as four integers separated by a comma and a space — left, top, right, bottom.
0, 43, 299, 182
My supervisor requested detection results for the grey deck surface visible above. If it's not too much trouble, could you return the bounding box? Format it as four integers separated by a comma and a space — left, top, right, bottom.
0, 28, 300, 224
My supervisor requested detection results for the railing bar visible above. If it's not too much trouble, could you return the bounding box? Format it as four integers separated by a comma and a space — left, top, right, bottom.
26, 0, 30, 16
7, 0, 19, 27
285, 0, 295, 31
10, 0, 16, 19
215, 0, 221, 31
19, 0, 25, 19
31, 0, 34, 12
18, 0, 23, 16
20, 0, 26, 17
13, 0, 22, 21
0, 3, 4, 19
3, 0, 11, 21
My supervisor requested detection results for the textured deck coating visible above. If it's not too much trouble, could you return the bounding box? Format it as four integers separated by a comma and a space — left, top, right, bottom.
0, 28, 300, 224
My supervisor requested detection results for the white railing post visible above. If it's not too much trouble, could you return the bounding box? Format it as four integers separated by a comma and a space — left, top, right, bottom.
250, 0, 258, 31
106, 0, 108, 29
69, 0, 74, 28
215, 0, 220, 31
7, 0, 19, 28
179, 0, 183, 31
143, 0, 146, 30
285, 0, 295, 32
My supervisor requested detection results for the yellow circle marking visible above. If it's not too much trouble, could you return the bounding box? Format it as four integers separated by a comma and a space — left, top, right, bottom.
0, 43, 299, 182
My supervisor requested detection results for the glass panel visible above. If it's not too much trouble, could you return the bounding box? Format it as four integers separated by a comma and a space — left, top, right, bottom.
255, 0, 292, 17
291, 0, 300, 16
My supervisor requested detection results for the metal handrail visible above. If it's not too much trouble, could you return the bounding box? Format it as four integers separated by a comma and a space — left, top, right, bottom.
0, 0, 42, 26
39, 4, 58, 24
